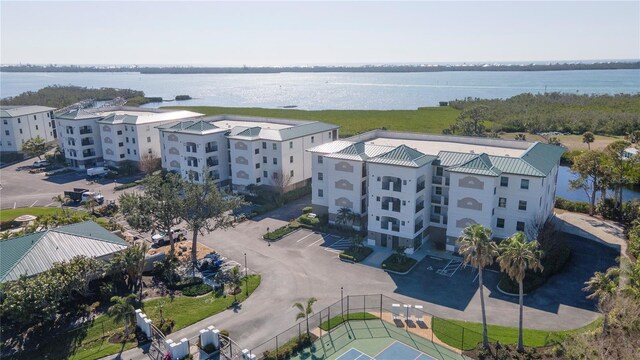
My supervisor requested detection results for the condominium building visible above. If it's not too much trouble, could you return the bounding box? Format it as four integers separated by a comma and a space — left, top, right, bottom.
308, 130, 565, 253
0, 106, 57, 153
158, 115, 339, 191
55, 107, 202, 169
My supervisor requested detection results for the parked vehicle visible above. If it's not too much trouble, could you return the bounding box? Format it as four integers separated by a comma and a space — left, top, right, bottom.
151, 228, 187, 246
64, 188, 105, 205
87, 167, 108, 178
32, 160, 50, 168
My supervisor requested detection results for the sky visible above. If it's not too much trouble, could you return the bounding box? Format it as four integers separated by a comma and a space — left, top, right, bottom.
1, 1, 639, 66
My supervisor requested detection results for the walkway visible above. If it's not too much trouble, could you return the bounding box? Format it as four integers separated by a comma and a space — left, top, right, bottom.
553, 210, 627, 257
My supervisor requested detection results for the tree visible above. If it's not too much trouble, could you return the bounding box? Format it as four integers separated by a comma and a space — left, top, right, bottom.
515, 133, 527, 141
336, 207, 355, 230
582, 131, 595, 150
393, 245, 408, 264
179, 171, 242, 274
352, 234, 364, 248
52, 194, 71, 208
108, 294, 136, 339
229, 265, 242, 303
82, 197, 98, 215
293, 297, 317, 335
583, 267, 620, 334
629, 130, 640, 144
604, 140, 633, 218
497, 232, 543, 352
457, 224, 498, 348
570, 150, 608, 215
448, 105, 488, 136
139, 151, 162, 175
22, 136, 47, 160
119, 172, 183, 255
110, 243, 148, 293
547, 136, 561, 146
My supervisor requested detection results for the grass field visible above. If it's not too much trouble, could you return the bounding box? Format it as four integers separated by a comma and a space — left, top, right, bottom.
19, 275, 261, 360
166, 106, 461, 137
501, 132, 624, 151
0, 206, 74, 222
431, 317, 602, 351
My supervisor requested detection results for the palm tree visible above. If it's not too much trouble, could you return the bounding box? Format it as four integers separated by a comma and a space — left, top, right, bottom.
457, 224, 498, 349
582, 131, 595, 150
108, 294, 136, 339
110, 243, 148, 293
52, 194, 71, 208
82, 198, 98, 215
293, 297, 317, 335
583, 266, 620, 334
336, 207, 355, 230
229, 265, 242, 302
497, 232, 543, 352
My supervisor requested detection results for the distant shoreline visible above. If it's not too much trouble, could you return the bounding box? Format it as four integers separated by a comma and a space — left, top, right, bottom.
1, 62, 639, 74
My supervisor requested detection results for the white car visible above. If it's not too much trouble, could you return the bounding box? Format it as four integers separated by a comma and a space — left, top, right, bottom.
151, 228, 187, 246
32, 160, 49, 168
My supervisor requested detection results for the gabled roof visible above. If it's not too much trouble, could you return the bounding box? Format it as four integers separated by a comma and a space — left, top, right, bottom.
159, 120, 220, 134
325, 142, 393, 161
0, 105, 56, 118
306, 140, 353, 154
0, 221, 128, 283
278, 121, 338, 141
368, 145, 437, 168
520, 142, 567, 176
447, 153, 502, 176
435, 151, 478, 167
236, 126, 262, 137
55, 108, 104, 120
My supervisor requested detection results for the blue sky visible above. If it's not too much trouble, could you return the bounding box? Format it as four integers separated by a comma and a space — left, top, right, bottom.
1, 1, 638, 66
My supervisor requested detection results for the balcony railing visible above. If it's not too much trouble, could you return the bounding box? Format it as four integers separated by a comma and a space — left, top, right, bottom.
382, 223, 400, 232
416, 181, 426, 192
382, 182, 402, 192
207, 160, 219, 167
432, 176, 442, 185
205, 146, 218, 153
382, 202, 400, 212
81, 139, 94, 146
82, 151, 96, 158
415, 202, 424, 213
432, 195, 442, 204
79, 128, 92, 135
414, 222, 423, 233
430, 214, 440, 223
186, 147, 197, 153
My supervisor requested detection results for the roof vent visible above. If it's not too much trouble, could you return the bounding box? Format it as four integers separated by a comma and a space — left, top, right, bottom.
470, 150, 475, 154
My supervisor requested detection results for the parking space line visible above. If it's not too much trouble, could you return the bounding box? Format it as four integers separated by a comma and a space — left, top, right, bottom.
13, 202, 17, 209
307, 238, 325, 247
296, 231, 316, 243
45, 202, 57, 207
30, 200, 38, 207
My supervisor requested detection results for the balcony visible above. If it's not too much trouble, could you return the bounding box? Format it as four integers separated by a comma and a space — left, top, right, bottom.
79, 128, 92, 135
82, 150, 96, 158
381, 197, 401, 212
415, 201, 424, 213
430, 214, 440, 223
382, 181, 402, 192
416, 181, 426, 192
444, 197, 449, 206
206, 157, 219, 167
414, 222, 424, 233
432, 195, 442, 204
81, 138, 94, 146
205, 145, 218, 153
432, 176, 443, 185
382, 223, 400, 232
445, 177, 450, 186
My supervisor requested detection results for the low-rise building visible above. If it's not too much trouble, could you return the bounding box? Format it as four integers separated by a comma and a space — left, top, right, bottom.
308, 130, 565, 253
158, 115, 339, 191
55, 107, 202, 169
0, 105, 57, 153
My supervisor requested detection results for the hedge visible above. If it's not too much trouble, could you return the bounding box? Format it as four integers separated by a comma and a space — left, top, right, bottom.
381, 254, 417, 273
263, 225, 297, 241
114, 180, 142, 191
169, 277, 203, 290
262, 333, 312, 360
555, 197, 589, 214
340, 246, 373, 263
182, 283, 213, 297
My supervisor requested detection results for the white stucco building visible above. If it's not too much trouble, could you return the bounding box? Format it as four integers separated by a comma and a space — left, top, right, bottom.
55, 107, 202, 169
157, 115, 339, 191
0, 105, 57, 153
308, 130, 565, 253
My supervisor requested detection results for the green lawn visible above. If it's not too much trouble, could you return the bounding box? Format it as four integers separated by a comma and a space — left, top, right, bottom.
319, 312, 378, 331
431, 317, 602, 351
0, 207, 76, 222
18, 275, 261, 360
166, 106, 461, 137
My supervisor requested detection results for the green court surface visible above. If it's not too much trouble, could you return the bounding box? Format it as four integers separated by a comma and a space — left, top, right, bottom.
289, 319, 467, 360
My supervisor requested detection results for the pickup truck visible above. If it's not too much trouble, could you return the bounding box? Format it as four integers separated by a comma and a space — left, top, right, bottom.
151, 228, 187, 246
64, 188, 105, 205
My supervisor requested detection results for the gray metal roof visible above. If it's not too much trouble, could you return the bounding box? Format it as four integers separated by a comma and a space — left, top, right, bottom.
434, 151, 478, 167
368, 145, 437, 168
447, 153, 503, 176
158, 120, 220, 134
0, 221, 128, 282
325, 142, 393, 161
306, 140, 355, 154
0, 105, 56, 118
278, 121, 338, 141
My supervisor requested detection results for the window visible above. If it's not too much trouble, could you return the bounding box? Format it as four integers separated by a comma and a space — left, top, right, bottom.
376, 216, 380, 221
255, 163, 260, 169
435, 187, 442, 195
273, 158, 277, 165
434, 206, 441, 214
147, 137, 151, 143
311, 136, 315, 143
127, 149, 130, 154
318, 189, 323, 197
4, 130, 9, 136
272, 143, 277, 150
290, 170, 294, 177
436, 167, 443, 176
133, 150, 137, 155
119, 142, 124, 147
120, 154, 125, 159
19, 129, 22, 134
500, 176, 509, 187
34, 115, 37, 120
263, 171, 268, 178
516, 221, 525, 231
125, 126, 128, 131
401, 221, 405, 226
132, 138, 136, 144
256, 178, 261, 183
289, 156, 293, 163
126, 137, 129, 143
35, 125, 38, 130
328, 131, 332, 138
263, 156, 267, 163
2, 120, 6, 125
318, 156, 323, 164
117, 130, 122, 135
17, 118, 21, 124
521, 179, 530, 190
497, 218, 505, 228
376, 196, 381, 202
518, 200, 527, 211
498, 197, 507, 208
402, 200, 406, 206
289, 141, 293, 149
403, 180, 407, 185
262, 142, 266, 149
318, 172, 323, 181
148, 148, 152, 154
254, 148, 259, 155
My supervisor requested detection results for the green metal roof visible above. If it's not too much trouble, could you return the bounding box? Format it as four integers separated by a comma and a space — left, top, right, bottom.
236, 126, 262, 137
435, 151, 477, 167
0, 221, 128, 283
487, 156, 545, 177
520, 142, 567, 176
369, 145, 437, 168
447, 153, 502, 176
278, 121, 339, 141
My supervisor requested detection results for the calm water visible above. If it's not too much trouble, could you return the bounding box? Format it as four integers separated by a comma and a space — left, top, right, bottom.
556, 165, 640, 203
1, 69, 639, 110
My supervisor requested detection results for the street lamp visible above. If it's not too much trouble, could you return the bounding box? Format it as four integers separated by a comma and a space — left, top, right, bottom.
244, 252, 248, 296
341, 286, 344, 319
267, 227, 271, 246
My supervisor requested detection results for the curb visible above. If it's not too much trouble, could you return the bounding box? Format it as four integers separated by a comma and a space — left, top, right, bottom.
496, 282, 527, 297
262, 228, 302, 242
383, 260, 419, 275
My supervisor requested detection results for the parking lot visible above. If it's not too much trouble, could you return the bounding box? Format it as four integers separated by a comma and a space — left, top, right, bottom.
276, 228, 353, 254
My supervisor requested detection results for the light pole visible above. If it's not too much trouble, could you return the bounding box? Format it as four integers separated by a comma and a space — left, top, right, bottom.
244, 252, 248, 296
341, 286, 344, 319
267, 227, 270, 246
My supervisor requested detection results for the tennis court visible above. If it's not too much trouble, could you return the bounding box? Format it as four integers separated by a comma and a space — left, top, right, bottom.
336, 341, 437, 360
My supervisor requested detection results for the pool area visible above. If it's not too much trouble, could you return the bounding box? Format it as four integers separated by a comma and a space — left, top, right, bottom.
289, 318, 468, 360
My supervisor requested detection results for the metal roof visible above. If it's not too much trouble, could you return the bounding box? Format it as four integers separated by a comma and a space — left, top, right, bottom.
325, 142, 393, 161
520, 142, 567, 176
434, 151, 478, 167
447, 153, 503, 176
158, 120, 220, 134
236, 126, 262, 137
0, 105, 56, 118
368, 145, 437, 168
306, 140, 354, 154
0, 221, 128, 283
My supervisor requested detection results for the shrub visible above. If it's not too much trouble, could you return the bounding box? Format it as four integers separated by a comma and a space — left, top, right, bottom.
0, 220, 20, 231
169, 276, 203, 290
302, 206, 312, 214
381, 254, 417, 273
298, 214, 320, 227
159, 319, 175, 334
341, 245, 373, 262
219, 329, 229, 337
182, 283, 213, 297
282, 186, 311, 204
555, 197, 590, 213
263, 225, 296, 241
114, 180, 141, 191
